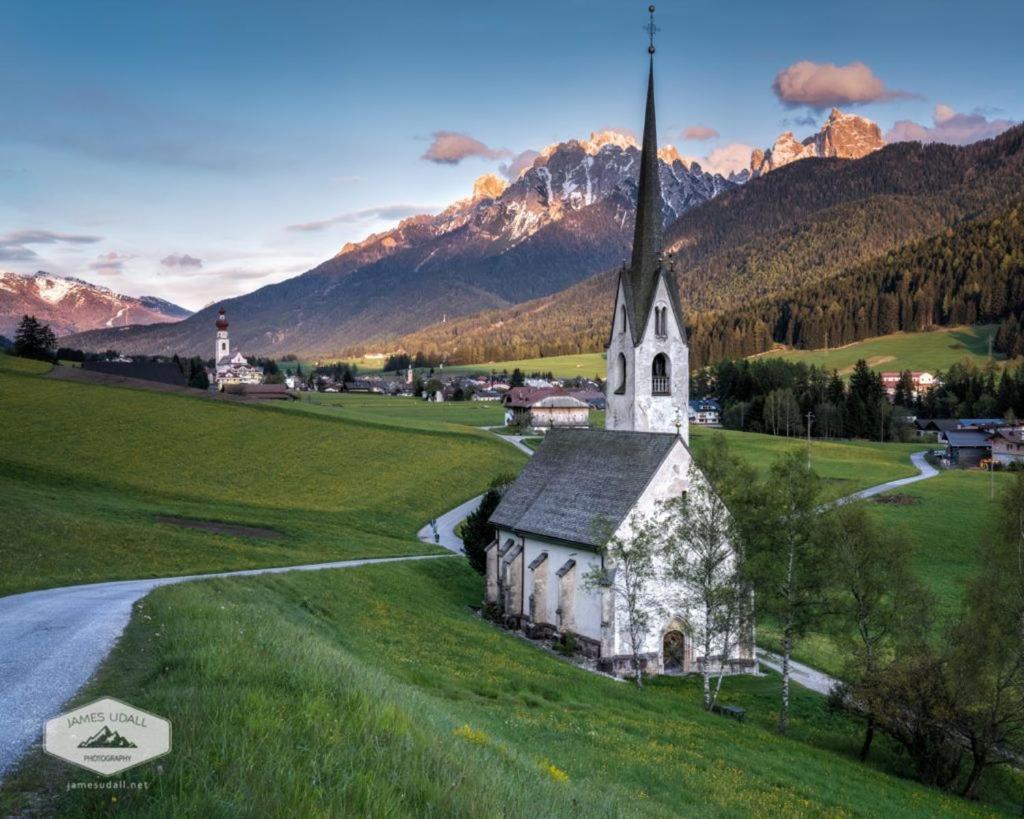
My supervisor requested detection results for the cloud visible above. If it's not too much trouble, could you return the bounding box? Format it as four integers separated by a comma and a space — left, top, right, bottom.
688, 143, 756, 177
498, 149, 540, 180
421, 131, 511, 164
886, 104, 1017, 146
286, 204, 436, 232
680, 125, 719, 141
0, 229, 102, 261
161, 253, 204, 269
772, 60, 917, 109
88, 251, 133, 276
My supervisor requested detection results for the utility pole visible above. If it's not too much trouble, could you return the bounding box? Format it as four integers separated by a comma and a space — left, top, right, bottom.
805, 411, 815, 467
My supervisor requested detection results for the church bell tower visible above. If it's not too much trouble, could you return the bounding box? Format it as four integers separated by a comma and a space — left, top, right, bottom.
604, 7, 690, 442
215, 308, 230, 364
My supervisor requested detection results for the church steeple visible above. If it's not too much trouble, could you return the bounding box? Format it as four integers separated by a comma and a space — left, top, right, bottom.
604, 4, 690, 441
626, 56, 663, 329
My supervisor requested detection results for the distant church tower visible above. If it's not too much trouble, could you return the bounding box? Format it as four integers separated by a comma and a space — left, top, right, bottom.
604, 51, 690, 442
215, 308, 230, 364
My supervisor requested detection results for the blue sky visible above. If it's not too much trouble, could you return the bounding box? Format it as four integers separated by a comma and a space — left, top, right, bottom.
1, 0, 1021, 310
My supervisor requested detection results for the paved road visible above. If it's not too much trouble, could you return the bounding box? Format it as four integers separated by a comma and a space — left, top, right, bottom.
756, 649, 837, 696
416, 494, 485, 553
478, 426, 536, 456
0, 553, 450, 781
835, 450, 938, 504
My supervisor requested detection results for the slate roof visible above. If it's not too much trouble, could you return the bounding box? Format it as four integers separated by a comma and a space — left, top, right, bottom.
489, 428, 680, 548
944, 430, 990, 448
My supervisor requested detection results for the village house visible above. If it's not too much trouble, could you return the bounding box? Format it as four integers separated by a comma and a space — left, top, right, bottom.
881, 371, 938, 399
988, 427, 1024, 466
688, 398, 720, 426
486, 51, 755, 678
501, 386, 590, 430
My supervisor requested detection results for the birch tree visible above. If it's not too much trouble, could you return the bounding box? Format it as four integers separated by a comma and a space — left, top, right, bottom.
584, 514, 661, 688
747, 451, 827, 734
826, 503, 929, 760
662, 465, 745, 710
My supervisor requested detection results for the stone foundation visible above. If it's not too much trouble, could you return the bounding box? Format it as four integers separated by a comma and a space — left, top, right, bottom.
597, 651, 661, 677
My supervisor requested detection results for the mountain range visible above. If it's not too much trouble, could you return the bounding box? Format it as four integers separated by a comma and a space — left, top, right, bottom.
379, 121, 1024, 367
0, 272, 190, 339
57, 114, 1024, 366
61, 130, 735, 356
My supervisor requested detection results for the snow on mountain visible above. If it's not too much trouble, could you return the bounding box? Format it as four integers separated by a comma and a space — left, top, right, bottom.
0, 271, 192, 338
750, 108, 884, 177
61, 131, 736, 357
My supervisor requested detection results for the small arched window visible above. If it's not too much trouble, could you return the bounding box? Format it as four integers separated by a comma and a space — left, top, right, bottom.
615, 352, 627, 394
652, 353, 670, 395
654, 305, 668, 337
620, 305, 626, 334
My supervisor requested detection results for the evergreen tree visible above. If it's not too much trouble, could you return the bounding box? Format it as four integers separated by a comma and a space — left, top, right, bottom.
461, 475, 513, 575
13, 315, 56, 361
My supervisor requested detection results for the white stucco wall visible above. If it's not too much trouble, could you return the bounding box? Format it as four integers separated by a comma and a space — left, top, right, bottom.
488, 439, 753, 674
605, 277, 690, 443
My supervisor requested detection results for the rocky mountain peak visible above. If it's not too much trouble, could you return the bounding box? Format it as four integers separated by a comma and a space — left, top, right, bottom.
750, 109, 883, 177
471, 173, 508, 201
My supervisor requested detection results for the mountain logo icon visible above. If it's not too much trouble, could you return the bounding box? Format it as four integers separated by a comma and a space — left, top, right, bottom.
77, 725, 138, 749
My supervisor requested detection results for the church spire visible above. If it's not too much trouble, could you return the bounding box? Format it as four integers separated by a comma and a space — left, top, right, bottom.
622, 4, 669, 343
628, 55, 663, 297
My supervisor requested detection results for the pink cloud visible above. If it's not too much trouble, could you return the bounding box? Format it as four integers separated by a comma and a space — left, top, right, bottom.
773, 60, 917, 109
886, 104, 1017, 146
680, 125, 719, 141
422, 131, 510, 164
499, 149, 540, 180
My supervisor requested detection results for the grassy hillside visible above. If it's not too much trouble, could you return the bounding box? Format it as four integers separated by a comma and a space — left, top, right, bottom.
429, 324, 1005, 382
0, 355, 524, 595
756, 325, 1002, 374
2, 560, 1014, 816
444, 352, 607, 380
689, 427, 920, 502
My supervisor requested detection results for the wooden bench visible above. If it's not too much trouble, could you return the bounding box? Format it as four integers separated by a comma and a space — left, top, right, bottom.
711, 703, 746, 722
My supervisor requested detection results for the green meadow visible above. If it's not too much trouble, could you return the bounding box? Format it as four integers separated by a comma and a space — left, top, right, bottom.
752, 324, 1003, 375
283, 390, 505, 432
443, 352, 607, 379
2, 560, 1015, 816
0, 355, 524, 596
689, 426, 921, 502
4, 350, 1014, 815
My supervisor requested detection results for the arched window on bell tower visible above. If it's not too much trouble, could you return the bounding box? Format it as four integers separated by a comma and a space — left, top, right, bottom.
652, 353, 670, 395
615, 352, 627, 394
620, 304, 626, 334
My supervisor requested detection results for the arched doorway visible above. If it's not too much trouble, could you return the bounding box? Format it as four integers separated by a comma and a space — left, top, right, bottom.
663, 630, 687, 673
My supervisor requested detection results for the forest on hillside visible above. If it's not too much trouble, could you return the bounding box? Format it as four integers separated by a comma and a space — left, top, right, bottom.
362, 125, 1024, 369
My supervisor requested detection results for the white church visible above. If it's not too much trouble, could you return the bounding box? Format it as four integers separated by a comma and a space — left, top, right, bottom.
485, 43, 756, 678
214, 308, 263, 387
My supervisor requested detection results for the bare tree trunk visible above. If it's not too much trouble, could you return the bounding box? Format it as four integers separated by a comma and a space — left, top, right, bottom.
960, 741, 986, 799
633, 652, 643, 688
859, 714, 875, 761
779, 625, 792, 734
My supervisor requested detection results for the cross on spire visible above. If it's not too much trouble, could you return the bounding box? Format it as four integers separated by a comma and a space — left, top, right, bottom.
645, 4, 659, 54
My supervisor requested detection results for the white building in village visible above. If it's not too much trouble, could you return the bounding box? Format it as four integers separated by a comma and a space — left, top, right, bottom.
214, 308, 263, 387
485, 48, 756, 678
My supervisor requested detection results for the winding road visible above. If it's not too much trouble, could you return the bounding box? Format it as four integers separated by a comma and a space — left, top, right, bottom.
0, 443, 938, 782
0, 554, 450, 780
